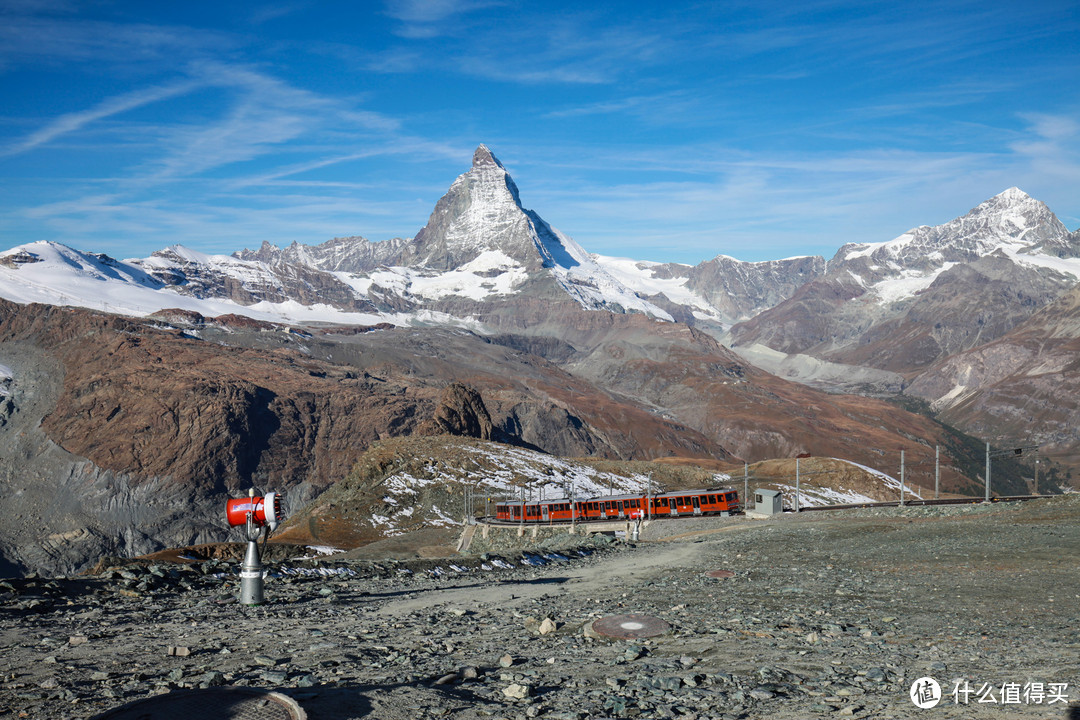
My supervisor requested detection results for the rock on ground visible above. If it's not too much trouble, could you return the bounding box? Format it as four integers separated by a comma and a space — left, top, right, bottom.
1, 496, 1079, 719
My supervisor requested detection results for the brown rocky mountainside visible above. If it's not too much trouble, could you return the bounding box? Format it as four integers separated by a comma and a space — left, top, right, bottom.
729, 255, 1072, 376
503, 305, 987, 488
0, 300, 728, 575
0, 296, 1007, 577
728, 190, 1080, 385
906, 283, 1080, 470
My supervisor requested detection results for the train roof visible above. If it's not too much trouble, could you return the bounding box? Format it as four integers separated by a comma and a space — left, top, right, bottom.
655, 488, 737, 497
495, 488, 737, 505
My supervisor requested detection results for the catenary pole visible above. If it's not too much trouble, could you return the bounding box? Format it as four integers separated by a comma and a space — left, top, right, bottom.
935, 445, 940, 499
900, 449, 905, 506
795, 457, 800, 513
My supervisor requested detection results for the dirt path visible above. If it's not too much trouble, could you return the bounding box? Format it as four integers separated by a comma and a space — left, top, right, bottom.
375, 540, 711, 616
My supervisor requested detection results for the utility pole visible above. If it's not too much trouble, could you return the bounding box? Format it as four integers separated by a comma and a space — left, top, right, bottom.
985, 442, 991, 503
899, 449, 905, 506
743, 462, 749, 511
1034, 452, 1040, 495
646, 474, 652, 520
795, 457, 801, 512
935, 445, 940, 499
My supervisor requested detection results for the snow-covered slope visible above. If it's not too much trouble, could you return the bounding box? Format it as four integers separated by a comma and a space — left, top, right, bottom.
0, 241, 439, 327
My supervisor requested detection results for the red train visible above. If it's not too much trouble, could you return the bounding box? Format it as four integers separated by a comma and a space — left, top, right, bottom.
494, 487, 740, 523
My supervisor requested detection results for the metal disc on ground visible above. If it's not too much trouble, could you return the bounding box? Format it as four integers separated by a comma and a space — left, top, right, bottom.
89, 687, 307, 720
591, 613, 671, 639
705, 569, 736, 579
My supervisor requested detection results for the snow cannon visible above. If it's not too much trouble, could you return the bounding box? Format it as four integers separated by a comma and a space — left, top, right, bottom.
224, 489, 285, 606
225, 492, 281, 532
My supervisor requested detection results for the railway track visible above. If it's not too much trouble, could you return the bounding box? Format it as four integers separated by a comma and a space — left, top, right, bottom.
796, 494, 1045, 511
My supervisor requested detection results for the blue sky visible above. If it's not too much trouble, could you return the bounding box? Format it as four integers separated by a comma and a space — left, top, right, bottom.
1, 0, 1078, 264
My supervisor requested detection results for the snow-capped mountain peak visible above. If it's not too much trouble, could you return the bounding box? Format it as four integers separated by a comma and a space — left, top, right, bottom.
836, 187, 1071, 269
381, 145, 671, 318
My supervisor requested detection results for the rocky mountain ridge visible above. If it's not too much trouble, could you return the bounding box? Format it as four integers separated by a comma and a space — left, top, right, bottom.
730, 189, 1080, 368
3, 149, 1076, 346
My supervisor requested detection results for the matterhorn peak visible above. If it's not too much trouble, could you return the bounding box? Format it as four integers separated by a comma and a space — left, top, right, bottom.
472, 144, 504, 169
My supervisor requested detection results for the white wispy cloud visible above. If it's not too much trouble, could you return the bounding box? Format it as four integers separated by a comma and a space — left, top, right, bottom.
511, 136, 1075, 262
1009, 113, 1080, 193
383, 0, 507, 38
122, 62, 402, 180
1, 80, 204, 157
0, 14, 235, 68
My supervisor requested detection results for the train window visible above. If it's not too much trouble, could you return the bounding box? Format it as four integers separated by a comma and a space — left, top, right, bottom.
708, 495, 717, 503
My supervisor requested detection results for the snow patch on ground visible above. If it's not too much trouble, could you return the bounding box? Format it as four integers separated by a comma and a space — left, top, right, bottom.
592, 255, 712, 312
0, 364, 11, 397
833, 458, 922, 499
770, 458, 921, 509
407, 251, 530, 301
772, 483, 878, 508
1001, 246, 1080, 280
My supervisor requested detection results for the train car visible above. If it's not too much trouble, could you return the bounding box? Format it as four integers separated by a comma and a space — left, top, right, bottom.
575, 494, 647, 521
649, 488, 740, 517
495, 499, 581, 523
495, 487, 739, 523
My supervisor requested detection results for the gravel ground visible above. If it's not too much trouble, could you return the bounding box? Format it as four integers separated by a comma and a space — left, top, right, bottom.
2, 496, 1079, 719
